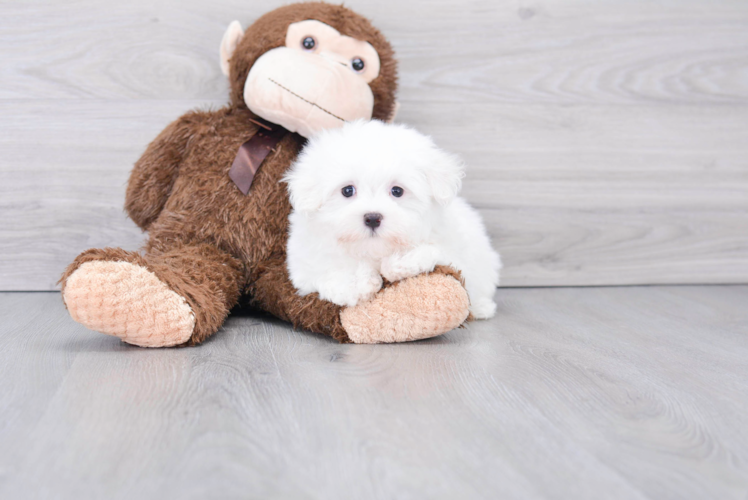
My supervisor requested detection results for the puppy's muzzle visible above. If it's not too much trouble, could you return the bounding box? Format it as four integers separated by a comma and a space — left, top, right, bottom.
363, 212, 383, 229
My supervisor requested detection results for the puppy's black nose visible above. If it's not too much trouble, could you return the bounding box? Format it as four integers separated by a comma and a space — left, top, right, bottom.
363, 212, 383, 229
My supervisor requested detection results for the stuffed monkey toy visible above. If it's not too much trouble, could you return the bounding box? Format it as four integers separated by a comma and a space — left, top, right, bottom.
60, 2, 470, 347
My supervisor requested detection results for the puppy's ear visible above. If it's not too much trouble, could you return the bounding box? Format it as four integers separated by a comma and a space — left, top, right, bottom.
282, 161, 328, 212
423, 146, 465, 206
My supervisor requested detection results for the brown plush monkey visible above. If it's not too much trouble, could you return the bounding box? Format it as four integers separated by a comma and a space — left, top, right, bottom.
60, 2, 470, 347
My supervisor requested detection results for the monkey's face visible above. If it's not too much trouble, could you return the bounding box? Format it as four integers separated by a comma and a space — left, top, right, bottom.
221, 12, 393, 139
245, 21, 381, 138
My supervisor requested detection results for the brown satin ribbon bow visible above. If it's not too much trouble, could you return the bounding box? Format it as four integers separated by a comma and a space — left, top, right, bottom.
229, 118, 288, 195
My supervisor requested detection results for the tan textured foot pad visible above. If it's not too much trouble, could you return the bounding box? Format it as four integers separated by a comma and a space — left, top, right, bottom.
340, 273, 470, 344
63, 261, 195, 348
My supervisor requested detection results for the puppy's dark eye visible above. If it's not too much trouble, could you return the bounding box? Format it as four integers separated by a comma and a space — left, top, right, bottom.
302, 37, 315, 50
342, 185, 356, 197
391, 186, 404, 197
351, 58, 365, 72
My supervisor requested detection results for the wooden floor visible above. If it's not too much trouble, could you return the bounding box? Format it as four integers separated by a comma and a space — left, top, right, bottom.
1, 287, 746, 499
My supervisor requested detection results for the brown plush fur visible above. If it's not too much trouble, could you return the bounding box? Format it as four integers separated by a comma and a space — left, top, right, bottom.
60, 2, 465, 345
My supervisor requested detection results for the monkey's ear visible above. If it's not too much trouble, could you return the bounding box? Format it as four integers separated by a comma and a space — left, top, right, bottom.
220, 20, 244, 76
386, 101, 400, 123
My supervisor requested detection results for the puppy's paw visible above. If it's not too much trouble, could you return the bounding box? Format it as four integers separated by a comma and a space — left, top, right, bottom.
470, 297, 497, 319
354, 264, 383, 303
380, 256, 411, 283
317, 267, 382, 307
381, 254, 431, 282
316, 275, 361, 307
381, 246, 442, 283
318, 287, 359, 307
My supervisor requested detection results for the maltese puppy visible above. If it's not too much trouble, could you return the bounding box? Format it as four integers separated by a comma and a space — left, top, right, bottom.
283, 120, 502, 319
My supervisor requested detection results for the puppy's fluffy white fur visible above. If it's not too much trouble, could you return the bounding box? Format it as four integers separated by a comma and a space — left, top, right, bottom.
284, 120, 502, 319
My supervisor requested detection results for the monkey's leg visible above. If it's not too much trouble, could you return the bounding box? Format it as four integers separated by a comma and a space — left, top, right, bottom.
249, 258, 470, 344
247, 256, 350, 342
340, 265, 471, 343
60, 243, 244, 347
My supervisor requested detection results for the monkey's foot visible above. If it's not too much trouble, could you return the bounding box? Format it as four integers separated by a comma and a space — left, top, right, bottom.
340, 268, 470, 344
62, 261, 195, 348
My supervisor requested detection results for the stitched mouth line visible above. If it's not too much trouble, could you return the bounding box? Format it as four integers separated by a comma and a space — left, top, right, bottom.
268, 78, 347, 123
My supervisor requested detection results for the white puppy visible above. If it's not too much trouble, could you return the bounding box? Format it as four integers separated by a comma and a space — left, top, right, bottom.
283, 120, 502, 319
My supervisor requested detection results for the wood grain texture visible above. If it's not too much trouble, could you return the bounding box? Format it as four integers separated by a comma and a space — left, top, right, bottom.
1, 287, 747, 498
1, 0, 748, 289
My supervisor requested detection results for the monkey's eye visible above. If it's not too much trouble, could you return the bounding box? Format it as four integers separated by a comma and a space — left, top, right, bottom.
302, 36, 316, 50
351, 57, 365, 72
391, 186, 404, 197
342, 185, 356, 198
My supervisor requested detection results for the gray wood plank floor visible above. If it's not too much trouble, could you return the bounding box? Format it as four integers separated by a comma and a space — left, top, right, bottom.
1, 287, 746, 499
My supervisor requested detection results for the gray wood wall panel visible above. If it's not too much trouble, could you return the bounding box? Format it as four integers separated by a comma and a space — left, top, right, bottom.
1, 0, 747, 289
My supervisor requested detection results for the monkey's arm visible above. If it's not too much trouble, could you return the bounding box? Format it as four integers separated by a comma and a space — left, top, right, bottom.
125, 113, 199, 230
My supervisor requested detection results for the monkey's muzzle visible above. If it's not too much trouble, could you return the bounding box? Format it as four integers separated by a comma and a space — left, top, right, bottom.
244, 47, 375, 139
